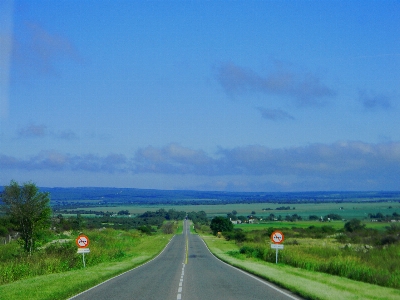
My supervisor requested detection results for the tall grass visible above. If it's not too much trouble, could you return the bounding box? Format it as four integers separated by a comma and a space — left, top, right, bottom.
0, 228, 145, 285
236, 242, 400, 289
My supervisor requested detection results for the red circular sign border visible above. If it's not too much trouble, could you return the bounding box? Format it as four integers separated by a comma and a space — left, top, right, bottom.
76, 234, 90, 248
270, 230, 284, 244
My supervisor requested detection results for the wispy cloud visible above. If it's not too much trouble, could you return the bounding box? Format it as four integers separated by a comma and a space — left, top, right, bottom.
256, 107, 294, 121
17, 124, 79, 140
13, 21, 83, 76
17, 123, 47, 138
54, 130, 79, 140
216, 61, 336, 106
134, 144, 214, 174
359, 90, 392, 110
0, 151, 128, 173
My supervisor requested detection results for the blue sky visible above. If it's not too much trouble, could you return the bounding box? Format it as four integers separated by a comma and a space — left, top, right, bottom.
1, 0, 399, 191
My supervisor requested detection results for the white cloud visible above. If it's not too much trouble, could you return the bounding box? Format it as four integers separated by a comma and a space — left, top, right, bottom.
1, 141, 399, 191
134, 144, 214, 174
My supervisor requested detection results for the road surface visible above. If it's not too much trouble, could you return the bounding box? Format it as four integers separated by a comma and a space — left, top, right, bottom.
70, 220, 301, 300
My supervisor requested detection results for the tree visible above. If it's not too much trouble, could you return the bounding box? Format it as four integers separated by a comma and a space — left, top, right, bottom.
210, 216, 233, 235
344, 218, 365, 233
1, 181, 51, 254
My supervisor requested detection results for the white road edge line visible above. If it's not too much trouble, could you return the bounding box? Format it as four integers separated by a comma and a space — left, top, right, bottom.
68, 235, 177, 299
200, 238, 301, 300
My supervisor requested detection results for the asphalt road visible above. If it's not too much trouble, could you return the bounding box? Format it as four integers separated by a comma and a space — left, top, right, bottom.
70, 221, 302, 300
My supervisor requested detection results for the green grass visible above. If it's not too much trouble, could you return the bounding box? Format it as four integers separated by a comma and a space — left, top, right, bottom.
0, 231, 171, 300
176, 221, 183, 234
189, 222, 197, 234
237, 241, 400, 289
234, 220, 390, 231
65, 201, 400, 221
202, 234, 400, 300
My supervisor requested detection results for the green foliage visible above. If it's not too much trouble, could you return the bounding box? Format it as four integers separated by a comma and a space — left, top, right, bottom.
236, 241, 400, 289
276, 206, 291, 210
210, 216, 233, 235
0, 228, 147, 285
285, 214, 302, 222
223, 228, 246, 242
138, 225, 153, 235
1, 181, 51, 254
0, 216, 13, 237
187, 211, 208, 225
227, 222, 400, 289
344, 218, 366, 232
324, 213, 342, 220
161, 221, 176, 234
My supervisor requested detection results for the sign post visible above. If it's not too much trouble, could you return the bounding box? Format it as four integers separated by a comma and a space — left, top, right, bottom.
76, 234, 90, 268
270, 230, 284, 264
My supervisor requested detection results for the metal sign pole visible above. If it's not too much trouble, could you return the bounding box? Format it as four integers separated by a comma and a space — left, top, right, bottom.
82, 252, 86, 268
276, 248, 278, 264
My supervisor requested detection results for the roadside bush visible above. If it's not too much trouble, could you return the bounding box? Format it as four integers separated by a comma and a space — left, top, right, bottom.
0, 228, 145, 285
138, 225, 152, 235
380, 235, 398, 245
223, 228, 246, 243
344, 219, 365, 232
161, 222, 176, 234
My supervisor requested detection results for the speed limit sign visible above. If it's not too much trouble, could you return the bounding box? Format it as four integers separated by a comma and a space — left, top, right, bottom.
76, 234, 90, 248
270, 230, 284, 244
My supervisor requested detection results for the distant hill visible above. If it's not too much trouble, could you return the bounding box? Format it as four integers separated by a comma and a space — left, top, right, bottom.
1, 187, 397, 206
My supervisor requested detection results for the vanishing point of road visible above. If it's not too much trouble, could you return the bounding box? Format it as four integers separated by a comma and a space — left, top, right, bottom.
70, 220, 302, 300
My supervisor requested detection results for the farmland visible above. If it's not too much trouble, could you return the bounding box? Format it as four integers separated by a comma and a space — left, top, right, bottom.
42, 187, 400, 221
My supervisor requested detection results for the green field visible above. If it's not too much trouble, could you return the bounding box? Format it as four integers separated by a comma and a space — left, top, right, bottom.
234, 220, 392, 231
64, 201, 400, 220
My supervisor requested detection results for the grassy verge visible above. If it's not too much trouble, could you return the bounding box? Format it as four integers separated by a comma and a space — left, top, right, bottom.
201, 234, 400, 300
0, 233, 171, 300
176, 221, 183, 234
189, 222, 197, 234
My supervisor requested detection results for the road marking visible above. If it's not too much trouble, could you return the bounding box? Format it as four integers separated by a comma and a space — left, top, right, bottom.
177, 263, 185, 299
199, 238, 301, 300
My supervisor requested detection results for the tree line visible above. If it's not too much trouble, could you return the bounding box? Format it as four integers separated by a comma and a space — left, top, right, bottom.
1, 181, 210, 254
